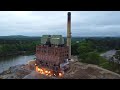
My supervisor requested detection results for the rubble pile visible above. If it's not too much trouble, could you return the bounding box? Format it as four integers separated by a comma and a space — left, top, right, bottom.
0, 58, 120, 79
0, 64, 32, 79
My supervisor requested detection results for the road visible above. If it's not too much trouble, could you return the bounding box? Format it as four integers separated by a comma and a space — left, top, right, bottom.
100, 50, 116, 59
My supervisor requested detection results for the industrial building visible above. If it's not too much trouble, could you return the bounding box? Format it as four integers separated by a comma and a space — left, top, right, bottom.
35, 12, 71, 77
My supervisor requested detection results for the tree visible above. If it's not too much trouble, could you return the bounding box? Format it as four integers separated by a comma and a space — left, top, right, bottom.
71, 43, 79, 55
80, 52, 100, 65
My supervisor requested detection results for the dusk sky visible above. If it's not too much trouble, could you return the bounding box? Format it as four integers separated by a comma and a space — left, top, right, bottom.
0, 11, 120, 37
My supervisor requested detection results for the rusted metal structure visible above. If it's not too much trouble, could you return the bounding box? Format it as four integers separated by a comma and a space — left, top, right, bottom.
35, 12, 71, 76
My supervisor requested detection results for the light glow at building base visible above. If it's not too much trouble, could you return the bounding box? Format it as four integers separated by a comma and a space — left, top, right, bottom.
35, 65, 63, 78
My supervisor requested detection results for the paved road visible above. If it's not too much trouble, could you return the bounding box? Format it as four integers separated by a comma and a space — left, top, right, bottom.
100, 50, 116, 59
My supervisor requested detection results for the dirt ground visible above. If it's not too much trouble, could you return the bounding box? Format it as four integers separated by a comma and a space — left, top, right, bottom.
1, 57, 120, 79
63, 61, 120, 79
24, 58, 120, 79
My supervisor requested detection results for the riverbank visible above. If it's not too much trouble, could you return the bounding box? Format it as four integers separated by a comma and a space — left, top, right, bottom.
0, 60, 35, 79
0, 54, 35, 74
0, 51, 35, 57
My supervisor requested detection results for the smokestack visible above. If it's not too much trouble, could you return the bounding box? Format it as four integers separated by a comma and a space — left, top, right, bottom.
67, 12, 71, 60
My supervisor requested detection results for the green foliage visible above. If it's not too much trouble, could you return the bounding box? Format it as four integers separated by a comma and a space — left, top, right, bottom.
81, 52, 100, 65
0, 38, 40, 56
77, 40, 94, 60
78, 41, 94, 53
79, 52, 101, 65
98, 57, 112, 69
71, 43, 79, 55
71, 37, 120, 74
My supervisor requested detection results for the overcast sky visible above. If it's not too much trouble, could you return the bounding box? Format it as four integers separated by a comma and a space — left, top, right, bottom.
0, 11, 120, 37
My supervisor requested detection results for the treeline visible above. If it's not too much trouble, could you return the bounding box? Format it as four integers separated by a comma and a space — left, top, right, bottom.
0, 36, 84, 57
71, 37, 120, 74
86, 37, 120, 51
72, 37, 120, 56
0, 39, 40, 56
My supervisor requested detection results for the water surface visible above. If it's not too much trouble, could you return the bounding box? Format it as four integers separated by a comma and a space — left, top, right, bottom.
0, 55, 35, 73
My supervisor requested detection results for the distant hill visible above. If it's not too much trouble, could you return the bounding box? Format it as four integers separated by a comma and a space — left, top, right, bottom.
0, 35, 120, 41
0, 35, 41, 40
0, 35, 86, 41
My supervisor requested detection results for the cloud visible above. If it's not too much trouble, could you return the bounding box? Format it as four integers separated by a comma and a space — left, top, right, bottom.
0, 11, 120, 37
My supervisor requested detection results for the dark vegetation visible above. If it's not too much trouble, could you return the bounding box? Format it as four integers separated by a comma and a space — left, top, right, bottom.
0, 35, 40, 56
71, 37, 120, 74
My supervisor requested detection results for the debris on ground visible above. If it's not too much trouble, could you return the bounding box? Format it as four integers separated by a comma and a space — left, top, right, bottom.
0, 58, 120, 79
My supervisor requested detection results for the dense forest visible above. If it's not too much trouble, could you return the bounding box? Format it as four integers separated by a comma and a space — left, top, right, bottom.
0, 36, 40, 56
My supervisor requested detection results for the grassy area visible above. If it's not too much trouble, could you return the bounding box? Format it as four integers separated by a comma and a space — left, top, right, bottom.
80, 53, 120, 74
99, 57, 112, 69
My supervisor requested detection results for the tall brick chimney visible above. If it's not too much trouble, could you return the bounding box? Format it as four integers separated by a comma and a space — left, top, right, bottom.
67, 12, 71, 60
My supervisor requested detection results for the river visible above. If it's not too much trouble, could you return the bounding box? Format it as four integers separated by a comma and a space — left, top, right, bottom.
0, 55, 35, 73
